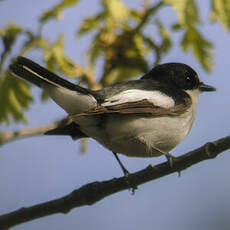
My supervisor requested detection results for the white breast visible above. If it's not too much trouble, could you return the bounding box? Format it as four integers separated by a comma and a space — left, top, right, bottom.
76, 89, 201, 158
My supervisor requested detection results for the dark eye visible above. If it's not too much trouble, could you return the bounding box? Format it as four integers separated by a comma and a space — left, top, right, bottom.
175, 74, 196, 90
182, 74, 199, 90
185, 75, 192, 82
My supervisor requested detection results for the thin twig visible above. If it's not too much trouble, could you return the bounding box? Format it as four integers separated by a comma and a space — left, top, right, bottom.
0, 117, 69, 146
0, 135, 229, 229
134, 1, 164, 33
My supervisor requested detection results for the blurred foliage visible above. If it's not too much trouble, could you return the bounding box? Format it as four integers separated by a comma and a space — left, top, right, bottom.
181, 28, 213, 73
165, 0, 213, 71
210, 0, 230, 31
39, 0, 80, 23
0, 0, 230, 125
0, 71, 33, 124
0, 22, 24, 71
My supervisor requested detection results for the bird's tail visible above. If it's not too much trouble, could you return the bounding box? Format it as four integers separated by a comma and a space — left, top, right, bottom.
10, 56, 97, 114
10, 56, 90, 94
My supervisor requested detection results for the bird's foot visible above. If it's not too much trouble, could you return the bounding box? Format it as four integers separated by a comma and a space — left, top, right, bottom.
164, 152, 176, 168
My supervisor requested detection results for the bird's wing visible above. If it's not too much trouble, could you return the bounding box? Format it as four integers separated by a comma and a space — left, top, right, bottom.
71, 93, 192, 118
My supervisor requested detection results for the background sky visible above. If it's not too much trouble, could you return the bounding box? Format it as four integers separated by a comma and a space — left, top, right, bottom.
1, 0, 230, 229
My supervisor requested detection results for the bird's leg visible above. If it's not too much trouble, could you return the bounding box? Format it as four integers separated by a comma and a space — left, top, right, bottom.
112, 152, 138, 193
152, 146, 176, 168
112, 152, 130, 176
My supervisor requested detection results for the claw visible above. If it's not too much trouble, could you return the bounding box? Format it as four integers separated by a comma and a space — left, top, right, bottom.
165, 152, 176, 168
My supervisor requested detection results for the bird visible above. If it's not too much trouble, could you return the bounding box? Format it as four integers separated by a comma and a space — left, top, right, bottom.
10, 56, 216, 175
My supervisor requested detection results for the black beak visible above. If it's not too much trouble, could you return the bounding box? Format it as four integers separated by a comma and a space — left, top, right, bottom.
199, 82, 216, 92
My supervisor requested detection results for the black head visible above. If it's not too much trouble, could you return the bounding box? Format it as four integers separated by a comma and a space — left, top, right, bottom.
141, 63, 215, 92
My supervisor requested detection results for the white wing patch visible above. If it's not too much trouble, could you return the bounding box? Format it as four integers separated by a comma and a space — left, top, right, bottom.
102, 89, 175, 108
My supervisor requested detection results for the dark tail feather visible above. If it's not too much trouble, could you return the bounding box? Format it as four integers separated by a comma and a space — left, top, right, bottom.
45, 122, 88, 139
10, 56, 90, 94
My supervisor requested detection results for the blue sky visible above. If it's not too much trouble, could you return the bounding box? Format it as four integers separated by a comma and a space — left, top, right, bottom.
1, 1, 230, 229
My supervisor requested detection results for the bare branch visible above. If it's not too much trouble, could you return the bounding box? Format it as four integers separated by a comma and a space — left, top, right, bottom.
0, 117, 69, 146
0, 135, 230, 229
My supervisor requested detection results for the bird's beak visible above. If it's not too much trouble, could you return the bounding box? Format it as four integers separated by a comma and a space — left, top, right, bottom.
199, 82, 216, 92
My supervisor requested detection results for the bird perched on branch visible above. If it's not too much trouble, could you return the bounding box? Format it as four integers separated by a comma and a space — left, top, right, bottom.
10, 56, 216, 175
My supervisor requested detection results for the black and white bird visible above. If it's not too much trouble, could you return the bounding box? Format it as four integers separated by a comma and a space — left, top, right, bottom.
10, 56, 216, 174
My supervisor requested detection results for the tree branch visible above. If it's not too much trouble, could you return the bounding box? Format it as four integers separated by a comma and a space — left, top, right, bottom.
0, 135, 230, 230
134, 1, 164, 33
0, 117, 69, 146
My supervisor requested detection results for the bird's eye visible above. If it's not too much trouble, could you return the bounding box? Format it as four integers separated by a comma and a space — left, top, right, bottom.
185, 75, 192, 82
181, 74, 199, 90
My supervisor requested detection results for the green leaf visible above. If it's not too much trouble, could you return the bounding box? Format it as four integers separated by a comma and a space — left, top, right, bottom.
115, 66, 145, 83
19, 32, 47, 56
77, 13, 104, 37
0, 71, 33, 124
181, 27, 213, 72
40, 0, 80, 23
0, 22, 24, 70
98, 30, 150, 85
41, 91, 49, 102
101, 67, 144, 86
87, 29, 114, 68
129, 9, 143, 22
165, 0, 213, 71
0, 21, 23, 37
210, 0, 230, 31
105, 0, 129, 22
165, 0, 200, 28
43, 35, 83, 79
